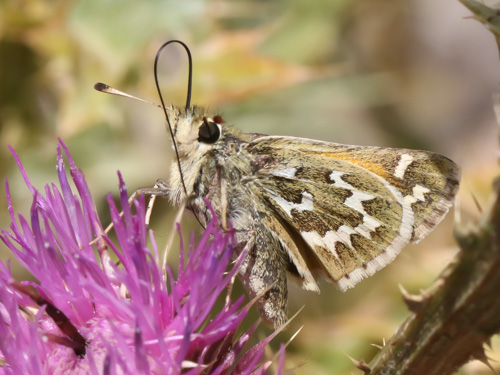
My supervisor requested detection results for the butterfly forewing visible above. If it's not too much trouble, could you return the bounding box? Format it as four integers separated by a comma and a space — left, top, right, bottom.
245, 136, 460, 290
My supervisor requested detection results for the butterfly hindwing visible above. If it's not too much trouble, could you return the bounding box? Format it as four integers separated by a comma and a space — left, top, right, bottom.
245, 136, 460, 290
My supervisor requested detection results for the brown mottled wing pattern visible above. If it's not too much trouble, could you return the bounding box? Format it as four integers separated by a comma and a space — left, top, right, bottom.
244, 136, 460, 291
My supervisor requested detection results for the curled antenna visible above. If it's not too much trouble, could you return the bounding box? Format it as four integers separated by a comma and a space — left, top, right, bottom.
154, 40, 193, 197
94, 42, 203, 227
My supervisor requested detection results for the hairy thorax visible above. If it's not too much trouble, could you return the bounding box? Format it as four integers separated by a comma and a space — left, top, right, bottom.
171, 132, 260, 233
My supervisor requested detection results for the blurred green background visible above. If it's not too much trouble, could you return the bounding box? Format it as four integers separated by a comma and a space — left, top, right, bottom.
1, 0, 499, 373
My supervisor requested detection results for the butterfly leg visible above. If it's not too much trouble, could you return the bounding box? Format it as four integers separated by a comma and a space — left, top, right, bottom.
237, 223, 289, 328
136, 179, 170, 226
134, 178, 170, 196
220, 177, 229, 231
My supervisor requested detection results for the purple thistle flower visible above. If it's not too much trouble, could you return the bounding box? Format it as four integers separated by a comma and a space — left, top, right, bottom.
0, 140, 285, 375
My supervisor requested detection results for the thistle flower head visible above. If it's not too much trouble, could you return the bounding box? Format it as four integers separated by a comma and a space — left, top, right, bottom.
0, 140, 284, 374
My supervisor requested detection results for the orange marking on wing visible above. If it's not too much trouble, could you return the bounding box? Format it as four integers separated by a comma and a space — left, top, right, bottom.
319, 152, 391, 178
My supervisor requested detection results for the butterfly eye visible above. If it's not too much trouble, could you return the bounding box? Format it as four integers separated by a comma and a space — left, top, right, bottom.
198, 118, 221, 144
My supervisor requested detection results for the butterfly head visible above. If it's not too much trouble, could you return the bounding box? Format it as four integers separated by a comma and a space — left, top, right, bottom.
166, 105, 227, 202
166, 105, 225, 159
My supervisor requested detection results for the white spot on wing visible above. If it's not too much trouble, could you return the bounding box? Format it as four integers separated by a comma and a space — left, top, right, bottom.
394, 154, 413, 179
329, 171, 381, 239
268, 190, 314, 217
404, 185, 430, 205
270, 167, 297, 179
413, 185, 430, 201
336, 225, 356, 247
301, 231, 342, 262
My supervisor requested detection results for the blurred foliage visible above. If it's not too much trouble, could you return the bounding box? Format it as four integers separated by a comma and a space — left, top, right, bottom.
1, 0, 499, 374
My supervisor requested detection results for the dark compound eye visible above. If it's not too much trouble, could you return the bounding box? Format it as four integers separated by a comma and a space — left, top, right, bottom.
198, 118, 221, 144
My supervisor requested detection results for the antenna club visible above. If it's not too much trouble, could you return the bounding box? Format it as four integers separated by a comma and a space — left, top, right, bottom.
94, 82, 109, 92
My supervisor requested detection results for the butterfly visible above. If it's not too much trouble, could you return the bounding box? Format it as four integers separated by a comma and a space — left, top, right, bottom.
96, 41, 460, 327
162, 107, 460, 327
